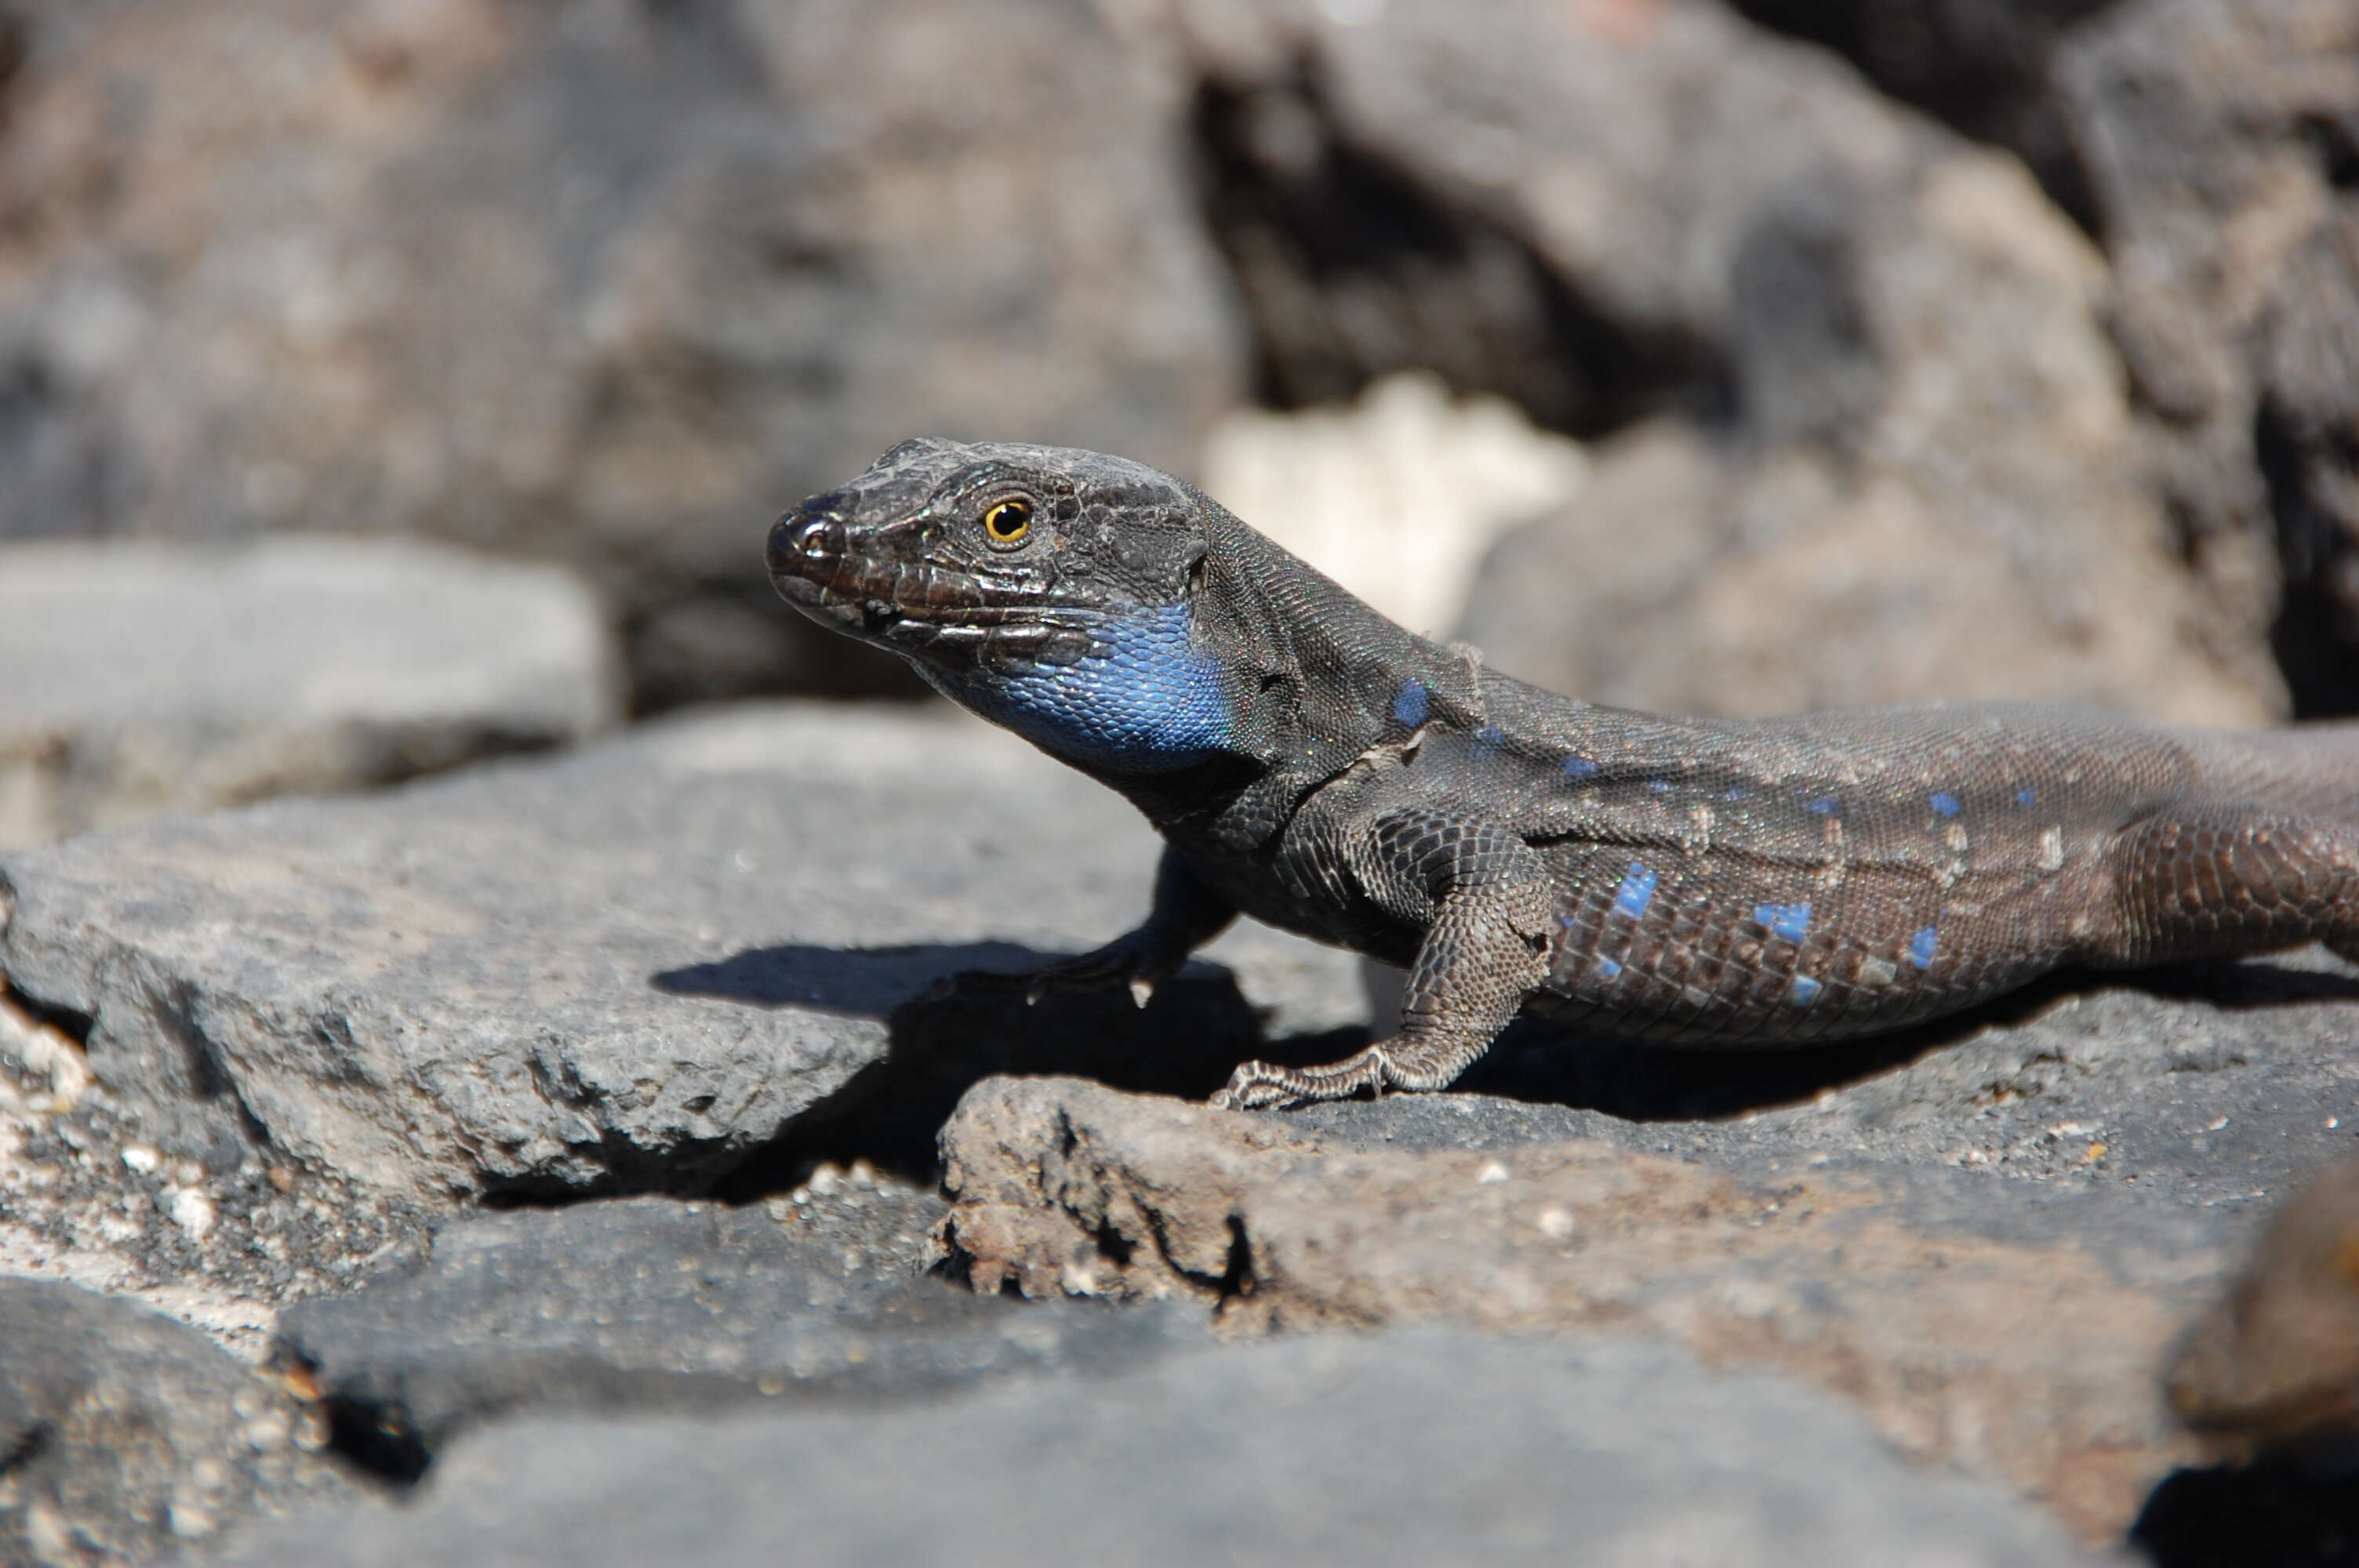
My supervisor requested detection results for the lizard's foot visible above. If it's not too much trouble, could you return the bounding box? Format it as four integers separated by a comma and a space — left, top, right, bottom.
956, 929, 1185, 1009
1211, 1049, 1385, 1110
1210, 1034, 1485, 1111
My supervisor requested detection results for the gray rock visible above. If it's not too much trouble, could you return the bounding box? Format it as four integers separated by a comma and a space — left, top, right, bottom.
2163, 1153, 2359, 1457
219, 1327, 2103, 1568
936, 1074, 2230, 1542
0, 700, 1363, 1199
2058, 0, 2359, 716
1454, 187, 2274, 723
0, 0, 1243, 708
1171, 0, 1921, 427
0, 536, 620, 850
0, 1277, 362, 1565
1722, 0, 2115, 226
1418, 948, 2359, 1216
1165, 0, 2282, 722
277, 1182, 1209, 1460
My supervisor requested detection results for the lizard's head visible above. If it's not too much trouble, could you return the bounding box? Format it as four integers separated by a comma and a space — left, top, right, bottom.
767, 438, 1238, 771
767, 437, 1211, 672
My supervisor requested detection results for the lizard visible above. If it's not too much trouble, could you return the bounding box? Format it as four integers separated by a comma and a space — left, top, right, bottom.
766, 437, 2359, 1110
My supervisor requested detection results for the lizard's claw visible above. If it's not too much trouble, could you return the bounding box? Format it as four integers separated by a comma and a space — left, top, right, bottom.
956, 930, 1186, 1009
1210, 1061, 1309, 1111
1217, 1070, 1292, 1108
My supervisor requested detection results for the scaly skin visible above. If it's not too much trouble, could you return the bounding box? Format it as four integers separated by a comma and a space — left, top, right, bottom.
767, 439, 2359, 1109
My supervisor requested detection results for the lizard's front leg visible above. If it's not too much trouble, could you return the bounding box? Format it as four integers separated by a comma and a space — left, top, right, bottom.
1214, 810, 1554, 1109
985, 846, 1238, 1007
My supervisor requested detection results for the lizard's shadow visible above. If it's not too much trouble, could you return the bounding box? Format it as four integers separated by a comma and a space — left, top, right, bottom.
658, 946, 2359, 1192
1456, 956, 2359, 1120
657, 942, 1294, 1192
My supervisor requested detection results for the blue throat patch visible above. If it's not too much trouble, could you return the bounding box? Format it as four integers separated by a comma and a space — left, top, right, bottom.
924, 599, 1234, 773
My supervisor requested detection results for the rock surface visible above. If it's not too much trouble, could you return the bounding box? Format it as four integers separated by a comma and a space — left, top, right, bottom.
0, 1277, 362, 1565
2058, 0, 2359, 717
278, 1180, 1209, 1462
1462, 361, 2274, 721
0, 0, 1242, 707
2165, 1154, 2359, 1456
1453, 166, 2273, 722
936, 1075, 2237, 1542
219, 1327, 2103, 1568
1171, 0, 1905, 426
0, 535, 620, 849
1440, 949, 2359, 1212
1161, 0, 2284, 720
1723, 0, 2116, 225
0, 700, 1363, 1201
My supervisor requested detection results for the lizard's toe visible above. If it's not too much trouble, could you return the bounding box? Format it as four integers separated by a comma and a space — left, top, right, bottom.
1211, 1063, 1298, 1111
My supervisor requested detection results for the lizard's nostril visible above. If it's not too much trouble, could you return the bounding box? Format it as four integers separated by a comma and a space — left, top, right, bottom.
768, 510, 842, 575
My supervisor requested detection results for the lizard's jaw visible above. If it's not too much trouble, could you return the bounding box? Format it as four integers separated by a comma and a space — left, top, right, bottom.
765, 511, 1100, 672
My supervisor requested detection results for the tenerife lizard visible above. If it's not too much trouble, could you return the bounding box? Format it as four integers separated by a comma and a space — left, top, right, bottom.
768, 439, 2359, 1109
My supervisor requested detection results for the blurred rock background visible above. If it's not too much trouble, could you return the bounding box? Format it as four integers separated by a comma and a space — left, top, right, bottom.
4, 0, 2354, 769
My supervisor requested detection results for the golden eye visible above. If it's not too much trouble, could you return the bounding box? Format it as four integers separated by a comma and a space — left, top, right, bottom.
982, 499, 1032, 543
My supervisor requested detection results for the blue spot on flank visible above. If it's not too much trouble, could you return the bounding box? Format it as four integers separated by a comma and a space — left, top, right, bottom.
1594, 956, 1623, 980
1474, 724, 1506, 749
1808, 796, 1838, 815
1647, 778, 1672, 793
1908, 926, 1939, 970
1787, 975, 1823, 1006
1725, 786, 1750, 802
1392, 679, 1430, 728
929, 599, 1230, 774
1753, 902, 1812, 943
1562, 755, 1601, 779
1612, 863, 1658, 920
1930, 792, 1962, 818
2015, 788, 2037, 807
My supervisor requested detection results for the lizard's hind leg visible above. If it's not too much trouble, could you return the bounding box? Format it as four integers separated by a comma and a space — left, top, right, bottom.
2102, 808, 2359, 967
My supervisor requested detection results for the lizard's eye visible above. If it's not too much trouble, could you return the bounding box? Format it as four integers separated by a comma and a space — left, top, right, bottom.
980, 498, 1032, 545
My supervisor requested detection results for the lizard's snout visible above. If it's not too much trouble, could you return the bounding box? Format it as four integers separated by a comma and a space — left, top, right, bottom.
767, 495, 848, 581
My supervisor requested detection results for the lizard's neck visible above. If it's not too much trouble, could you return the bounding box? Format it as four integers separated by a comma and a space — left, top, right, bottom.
1198, 518, 1483, 760
921, 519, 1481, 837
917, 597, 1235, 775
1086, 523, 1484, 840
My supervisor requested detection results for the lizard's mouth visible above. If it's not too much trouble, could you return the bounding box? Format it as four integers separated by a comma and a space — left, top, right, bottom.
765, 510, 1101, 669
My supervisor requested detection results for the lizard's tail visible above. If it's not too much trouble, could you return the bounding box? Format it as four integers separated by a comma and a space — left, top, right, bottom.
2190, 720, 2359, 822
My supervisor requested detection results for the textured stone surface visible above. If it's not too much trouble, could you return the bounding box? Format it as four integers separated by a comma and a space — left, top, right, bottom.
0, 701, 1362, 1200
278, 1181, 1210, 1459
1454, 156, 2274, 724
2059, 0, 2359, 717
0, 535, 620, 849
0, 0, 1242, 707
936, 1075, 2236, 1542
2165, 1154, 2359, 1457
0, 1278, 362, 1565
220, 1327, 2102, 1567
1724, 0, 2117, 224
1172, 0, 1910, 426
1158, 0, 2284, 720
1423, 947, 2359, 1213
